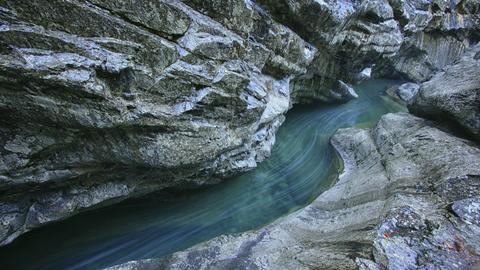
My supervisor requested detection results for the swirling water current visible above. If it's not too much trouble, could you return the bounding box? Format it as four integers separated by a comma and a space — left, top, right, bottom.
0, 79, 405, 270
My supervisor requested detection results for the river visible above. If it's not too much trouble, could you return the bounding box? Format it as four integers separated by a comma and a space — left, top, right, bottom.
0, 79, 405, 270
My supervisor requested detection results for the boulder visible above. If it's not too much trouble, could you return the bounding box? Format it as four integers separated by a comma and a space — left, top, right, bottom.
409, 44, 480, 141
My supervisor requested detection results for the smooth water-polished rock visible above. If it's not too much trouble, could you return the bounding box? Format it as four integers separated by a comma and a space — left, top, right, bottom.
0, 0, 479, 253
108, 112, 480, 269
0, 0, 313, 245
409, 44, 480, 141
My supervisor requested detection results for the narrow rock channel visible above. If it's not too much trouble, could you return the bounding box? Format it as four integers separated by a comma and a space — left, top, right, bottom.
0, 80, 405, 270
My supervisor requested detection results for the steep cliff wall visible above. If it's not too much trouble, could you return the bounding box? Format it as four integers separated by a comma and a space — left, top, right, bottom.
0, 0, 314, 245
0, 0, 478, 247
259, 0, 479, 102
107, 44, 480, 270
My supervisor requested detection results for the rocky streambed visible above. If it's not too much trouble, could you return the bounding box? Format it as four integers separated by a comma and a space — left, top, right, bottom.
0, 79, 404, 269
0, 0, 479, 269
105, 45, 480, 270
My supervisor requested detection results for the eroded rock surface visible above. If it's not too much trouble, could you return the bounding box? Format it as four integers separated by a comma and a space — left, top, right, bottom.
257, 0, 479, 103
108, 112, 480, 269
377, 0, 480, 81
0, 0, 314, 245
0, 0, 479, 251
409, 44, 480, 141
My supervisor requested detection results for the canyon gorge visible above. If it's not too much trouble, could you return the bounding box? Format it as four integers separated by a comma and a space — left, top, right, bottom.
0, 0, 479, 269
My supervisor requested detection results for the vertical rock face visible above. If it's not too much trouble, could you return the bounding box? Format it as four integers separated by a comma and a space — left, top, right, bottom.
409, 44, 480, 141
258, 0, 404, 103
0, 0, 314, 245
0, 0, 478, 250
259, 0, 479, 102
378, 0, 480, 81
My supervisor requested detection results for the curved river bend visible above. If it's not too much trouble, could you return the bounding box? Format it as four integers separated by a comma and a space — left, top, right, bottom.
0, 79, 405, 270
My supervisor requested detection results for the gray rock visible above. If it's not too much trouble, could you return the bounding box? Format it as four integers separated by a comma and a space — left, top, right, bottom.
336, 80, 359, 100
110, 112, 480, 270
452, 197, 480, 225
376, 0, 479, 81
0, 0, 312, 245
0, 0, 479, 254
409, 44, 480, 141
357, 67, 372, 81
261, 0, 404, 103
396, 82, 420, 102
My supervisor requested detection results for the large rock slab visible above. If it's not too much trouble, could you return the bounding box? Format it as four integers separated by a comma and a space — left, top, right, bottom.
108, 112, 480, 270
409, 44, 480, 141
0, 0, 314, 245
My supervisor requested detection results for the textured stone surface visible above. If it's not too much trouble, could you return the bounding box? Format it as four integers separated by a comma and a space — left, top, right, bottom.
0, 0, 479, 252
386, 82, 420, 103
108, 112, 480, 270
409, 44, 480, 141
258, 0, 479, 103
0, 0, 313, 245
377, 0, 480, 81
259, 0, 404, 103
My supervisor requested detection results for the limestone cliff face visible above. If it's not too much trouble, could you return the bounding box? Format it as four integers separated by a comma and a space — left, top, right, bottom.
0, 0, 478, 248
107, 42, 480, 270
0, 0, 314, 245
378, 0, 480, 81
259, 0, 479, 102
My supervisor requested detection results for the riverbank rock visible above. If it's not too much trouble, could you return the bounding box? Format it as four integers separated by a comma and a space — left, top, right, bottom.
0, 0, 479, 250
108, 112, 480, 269
0, 0, 314, 245
386, 82, 420, 103
376, 0, 480, 82
409, 44, 480, 141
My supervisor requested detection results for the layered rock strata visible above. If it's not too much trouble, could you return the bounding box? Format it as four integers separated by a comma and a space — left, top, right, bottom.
0, 0, 479, 250
107, 112, 480, 269
107, 44, 480, 270
259, 0, 479, 101
0, 0, 314, 245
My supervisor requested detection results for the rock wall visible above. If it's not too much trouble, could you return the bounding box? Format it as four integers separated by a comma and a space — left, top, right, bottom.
108, 43, 480, 270
409, 44, 480, 141
0, 0, 314, 245
377, 0, 480, 81
107, 112, 480, 270
0, 0, 478, 249
259, 0, 479, 102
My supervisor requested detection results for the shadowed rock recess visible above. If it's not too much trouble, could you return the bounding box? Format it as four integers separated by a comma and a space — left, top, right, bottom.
0, 0, 479, 268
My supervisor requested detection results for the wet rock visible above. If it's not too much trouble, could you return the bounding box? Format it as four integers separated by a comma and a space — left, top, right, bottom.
337, 80, 359, 101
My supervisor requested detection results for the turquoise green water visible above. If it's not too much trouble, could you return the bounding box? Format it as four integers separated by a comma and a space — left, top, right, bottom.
0, 79, 405, 270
